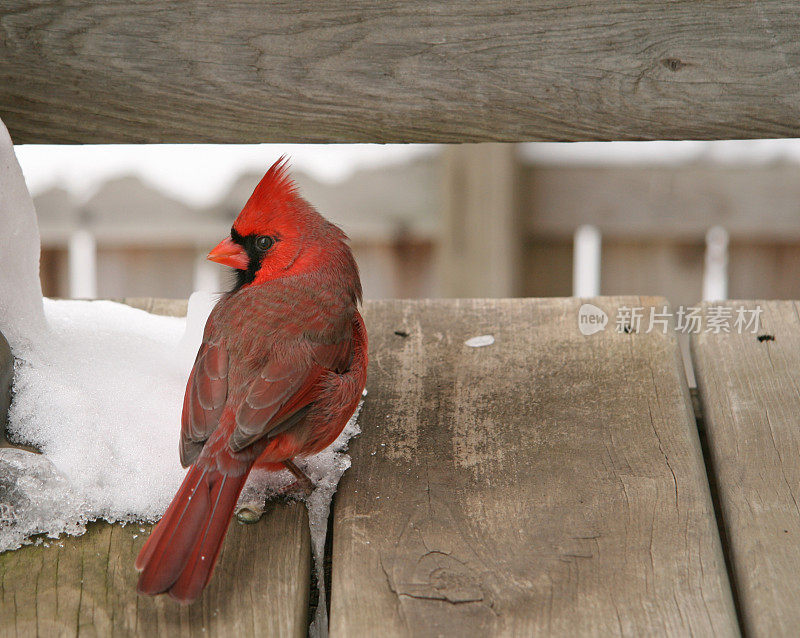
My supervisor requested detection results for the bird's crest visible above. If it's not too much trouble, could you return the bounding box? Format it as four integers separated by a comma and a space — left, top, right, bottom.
235, 156, 299, 234
252, 155, 297, 205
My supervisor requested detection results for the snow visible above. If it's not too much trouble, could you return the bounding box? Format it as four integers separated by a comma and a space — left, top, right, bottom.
0, 448, 85, 550
0, 114, 366, 638
6, 298, 189, 537
0, 119, 46, 347
465, 334, 495, 348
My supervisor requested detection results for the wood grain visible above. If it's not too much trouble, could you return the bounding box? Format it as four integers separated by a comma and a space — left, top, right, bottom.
0, 297, 310, 637
330, 298, 738, 636
0, 506, 311, 638
692, 301, 800, 637
1, 2, 800, 143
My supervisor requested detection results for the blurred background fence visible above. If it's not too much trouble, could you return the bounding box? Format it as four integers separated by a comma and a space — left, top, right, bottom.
22, 141, 800, 305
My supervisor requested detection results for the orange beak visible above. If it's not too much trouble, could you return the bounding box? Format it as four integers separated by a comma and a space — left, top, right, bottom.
207, 237, 249, 269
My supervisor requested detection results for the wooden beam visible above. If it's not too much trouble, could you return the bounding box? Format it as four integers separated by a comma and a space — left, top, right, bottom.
440, 144, 522, 297
1, 2, 800, 143
330, 298, 738, 636
692, 301, 800, 637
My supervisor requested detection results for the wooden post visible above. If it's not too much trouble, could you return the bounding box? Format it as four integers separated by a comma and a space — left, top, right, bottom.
440, 144, 522, 297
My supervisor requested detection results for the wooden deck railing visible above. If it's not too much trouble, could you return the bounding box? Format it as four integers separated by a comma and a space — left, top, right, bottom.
5, 296, 799, 636
2, 2, 800, 144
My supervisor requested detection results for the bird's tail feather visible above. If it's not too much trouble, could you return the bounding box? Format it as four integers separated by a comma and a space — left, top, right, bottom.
136, 464, 248, 603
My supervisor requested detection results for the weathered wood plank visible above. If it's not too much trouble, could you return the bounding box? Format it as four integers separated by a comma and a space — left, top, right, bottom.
0, 506, 310, 638
2, 2, 800, 143
330, 298, 738, 636
0, 297, 311, 637
692, 301, 800, 637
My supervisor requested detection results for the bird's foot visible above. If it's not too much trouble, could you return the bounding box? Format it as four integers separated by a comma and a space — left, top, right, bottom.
235, 460, 315, 524
235, 501, 265, 524
283, 459, 315, 497
278, 478, 314, 499
235, 480, 314, 524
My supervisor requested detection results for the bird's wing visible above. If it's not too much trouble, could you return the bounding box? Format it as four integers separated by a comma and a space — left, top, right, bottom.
228, 357, 323, 452
229, 335, 354, 453
179, 339, 229, 467
180, 304, 355, 464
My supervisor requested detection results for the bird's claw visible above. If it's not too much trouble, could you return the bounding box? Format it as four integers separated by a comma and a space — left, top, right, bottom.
279, 478, 314, 499
235, 502, 264, 524
234, 478, 315, 524
282, 459, 315, 497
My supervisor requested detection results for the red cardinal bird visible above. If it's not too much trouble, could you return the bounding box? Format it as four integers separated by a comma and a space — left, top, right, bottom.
135, 158, 367, 603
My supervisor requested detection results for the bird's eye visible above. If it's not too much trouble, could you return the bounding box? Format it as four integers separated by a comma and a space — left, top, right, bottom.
255, 235, 275, 251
